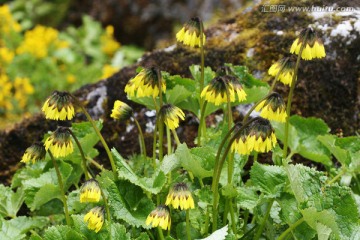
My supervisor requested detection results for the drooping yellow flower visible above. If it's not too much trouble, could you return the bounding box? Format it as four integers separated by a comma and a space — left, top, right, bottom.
16, 25, 68, 59
21, 142, 46, 164
146, 205, 171, 230
42, 91, 75, 121
290, 28, 326, 60
44, 127, 74, 158
101, 25, 120, 56
101, 64, 119, 79
124, 67, 166, 98
176, 17, 206, 48
201, 75, 247, 105
110, 100, 133, 121
231, 129, 251, 155
159, 104, 185, 130
165, 182, 195, 210
80, 179, 101, 203
0, 5, 21, 33
268, 57, 296, 86
84, 207, 104, 233
255, 93, 287, 122
246, 118, 277, 153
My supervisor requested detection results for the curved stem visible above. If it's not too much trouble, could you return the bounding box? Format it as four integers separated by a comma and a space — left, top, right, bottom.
242, 92, 275, 124
68, 129, 89, 180
327, 169, 346, 185
198, 101, 208, 146
283, 31, 308, 159
133, 117, 147, 157
88, 157, 104, 171
269, 58, 289, 93
254, 199, 274, 240
157, 227, 165, 240
277, 218, 304, 240
48, 151, 71, 226
100, 189, 111, 222
171, 129, 181, 146
71, 95, 118, 180
186, 210, 191, 240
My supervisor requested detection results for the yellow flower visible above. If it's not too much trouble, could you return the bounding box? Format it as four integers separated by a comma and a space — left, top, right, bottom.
231, 129, 251, 155
159, 104, 185, 130
80, 179, 101, 203
44, 127, 74, 158
176, 17, 206, 48
0, 5, 21, 33
146, 205, 171, 230
21, 142, 46, 164
255, 93, 287, 122
0, 73, 13, 111
268, 57, 296, 86
66, 74, 76, 84
165, 182, 195, 210
125, 67, 166, 98
290, 28, 326, 60
84, 207, 104, 233
0, 47, 14, 64
101, 25, 120, 56
246, 118, 277, 153
16, 25, 68, 59
201, 75, 247, 105
101, 64, 119, 79
42, 91, 75, 121
110, 100, 133, 121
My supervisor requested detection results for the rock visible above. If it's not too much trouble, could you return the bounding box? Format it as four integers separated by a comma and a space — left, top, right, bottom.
1, 0, 359, 184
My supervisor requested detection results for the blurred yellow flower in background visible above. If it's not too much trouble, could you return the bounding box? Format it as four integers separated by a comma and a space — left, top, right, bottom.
0, 47, 14, 64
16, 25, 68, 59
13, 77, 34, 108
0, 5, 21, 33
101, 25, 121, 56
0, 74, 13, 111
101, 64, 119, 79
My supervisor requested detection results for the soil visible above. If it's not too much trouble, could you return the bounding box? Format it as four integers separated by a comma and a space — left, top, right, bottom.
0, 0, 359, 184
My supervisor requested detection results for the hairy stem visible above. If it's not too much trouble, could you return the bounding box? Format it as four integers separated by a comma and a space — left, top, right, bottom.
68, 129, 89, 180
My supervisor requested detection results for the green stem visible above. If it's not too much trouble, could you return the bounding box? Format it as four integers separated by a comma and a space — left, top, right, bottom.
198, 101, 208, 146
204, 205, 210, 235
71, 95, 118, 180
277, 218, 304, 240
253, 152, 258, 162
243, 209, 249, 232
186, 210, 191, 240
88, 157, 104, 171
229, 201, 237, 236
198, 19, 206, 146
171, 129, 181, 146
254, 199, 274, 240
133, 117, 147, 157
283, 31, 308, 159
100, 189, 111, 222
158, 118, 164, 162
166, 126, 172, 182
68, 129, 89, 180
211, 118, 259, 232
152, 120, 158, 169
157, 227, 165, 240
327, 169, 345, 185
48, 151, 71, 226
269, 58, 289, 93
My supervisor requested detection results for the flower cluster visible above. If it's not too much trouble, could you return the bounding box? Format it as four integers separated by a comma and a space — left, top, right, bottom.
101, 25, 121, 56
290, 28, 326, 60
44, 127, 74, 158
146, 205, 171, 230
84, 206, 105, 233
80, 179, 101, 203
42, 91, 75, 121
176, 17, 206, 48
0, 5, 21, 34
268, 57, 296, 86
110, 100, 133, 121
255, 93, 287, 122
159, 104, 185, 130
165, 182, 195, 210
231, 118, 277, 155
16, 25, 68, 59
21, 142, 46, 164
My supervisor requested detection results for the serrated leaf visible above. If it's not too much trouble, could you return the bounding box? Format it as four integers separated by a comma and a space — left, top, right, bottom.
194, 186, 213, 209
0, 185, 24, 218
160, 153, 181, 175
175, 144, 212, 179
43, 225, 84, 240
112, 148, 166, 194
250, 162, 287, 197
109, 223, 130, 240
165, 85, 192, 105
98, 172, 155, 228
316, 222, 333, 240
301, 207, 339, 238
0, 216, 49, 240
236, 187, 261, 210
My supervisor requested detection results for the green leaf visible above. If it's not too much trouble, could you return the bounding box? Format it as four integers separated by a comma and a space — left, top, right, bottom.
196, 224, 228, 240
301, 207, 339, 238
318, 135, 350, 166
175, 144, 212, 179
250, 162, 287, 197
98, 171, 155, 228
229, 65, 268, 87
194, 186, 213, 209
316, 222, 333, 240
109, 223, 130, 240
221, 184, 238, 198
43, 225, 84, 240
112, 148, 166, 194
0, 216, 49, 240
236, 187, 261, 211
273, 115, 331, 166
165, 85, 192, 105
160, 153, 181, 175
0, 185, 24, 218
